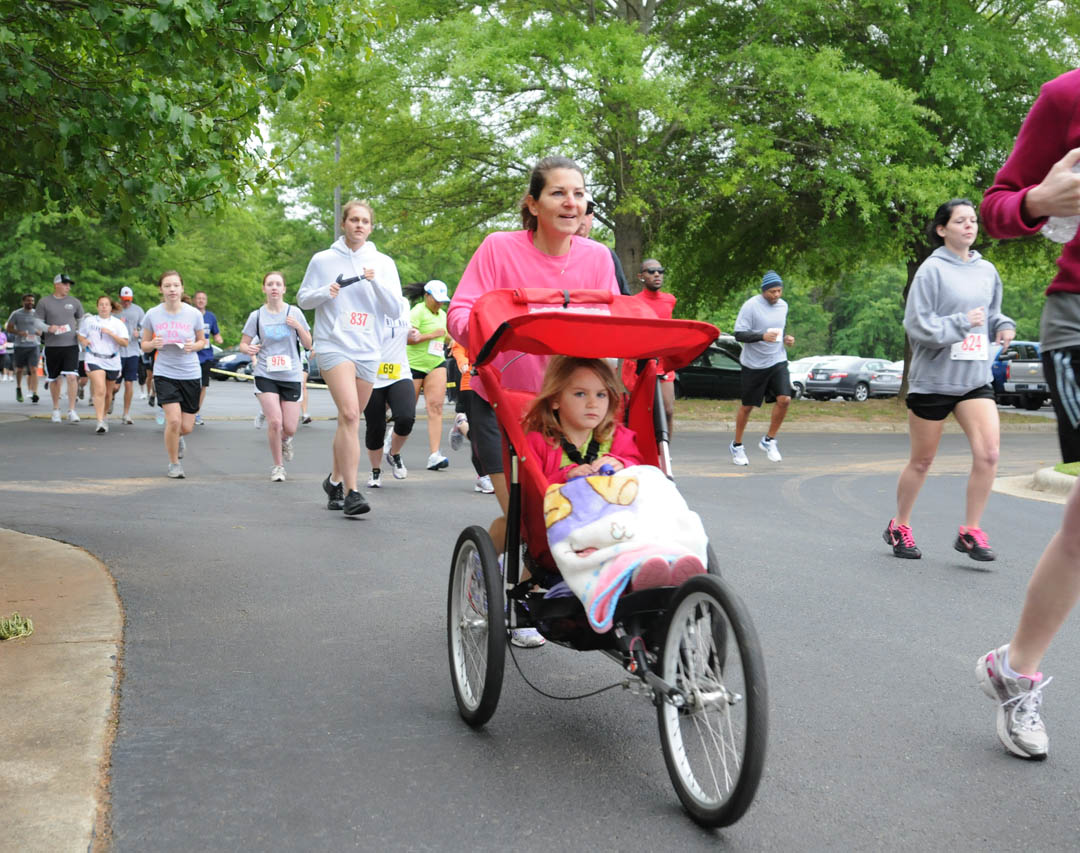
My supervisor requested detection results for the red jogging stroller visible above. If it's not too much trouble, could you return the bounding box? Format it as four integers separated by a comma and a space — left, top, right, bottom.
445, 287, 767, 828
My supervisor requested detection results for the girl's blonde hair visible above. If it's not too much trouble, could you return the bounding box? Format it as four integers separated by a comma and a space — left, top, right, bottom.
521, 356, 621, 445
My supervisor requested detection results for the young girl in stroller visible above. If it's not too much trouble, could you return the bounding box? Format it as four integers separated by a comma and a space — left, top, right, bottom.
522, 356, 707, 627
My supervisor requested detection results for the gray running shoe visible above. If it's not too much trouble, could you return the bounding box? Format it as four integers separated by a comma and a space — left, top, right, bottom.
282, 436, 294, 461
976, 644, 1051, 760
167, 462, 185, 479
270, 465, 286, 482
178, 436, 185, 459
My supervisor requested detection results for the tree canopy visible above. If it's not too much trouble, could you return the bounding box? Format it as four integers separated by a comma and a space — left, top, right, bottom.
0, 0, 377, 239
273, 0, 1077, 310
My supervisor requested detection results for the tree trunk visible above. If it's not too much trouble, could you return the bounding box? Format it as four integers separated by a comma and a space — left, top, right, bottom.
613, 212, 645, 293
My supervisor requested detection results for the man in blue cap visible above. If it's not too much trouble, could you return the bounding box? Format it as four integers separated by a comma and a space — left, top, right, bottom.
729, 270, 795, 465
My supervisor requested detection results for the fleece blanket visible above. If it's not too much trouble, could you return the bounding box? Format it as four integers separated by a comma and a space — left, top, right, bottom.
543, 465, 708, 632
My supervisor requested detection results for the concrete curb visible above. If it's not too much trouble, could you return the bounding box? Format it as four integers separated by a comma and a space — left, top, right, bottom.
1032, 467, 1077, 496
993, 467, 1076, 504
0, 529, 122, 852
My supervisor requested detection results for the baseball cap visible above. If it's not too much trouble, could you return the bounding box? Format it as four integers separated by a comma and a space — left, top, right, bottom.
584, 191, 595, 215
424, 280, 450, 303
120, 286, 134, 299
54, 273, 74, 285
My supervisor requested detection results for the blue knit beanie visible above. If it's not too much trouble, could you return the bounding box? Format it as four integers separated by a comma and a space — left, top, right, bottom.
761, 270, 783, 291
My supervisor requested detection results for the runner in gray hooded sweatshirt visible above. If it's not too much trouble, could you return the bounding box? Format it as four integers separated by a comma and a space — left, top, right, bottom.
883, 198, 1016, 563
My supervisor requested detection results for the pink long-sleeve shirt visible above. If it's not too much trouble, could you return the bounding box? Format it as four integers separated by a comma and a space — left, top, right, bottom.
981, 69, 1080, 295
447, 230, 620, 400
525, 424, 644, 485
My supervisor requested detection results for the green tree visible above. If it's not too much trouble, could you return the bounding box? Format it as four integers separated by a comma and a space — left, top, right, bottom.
0, 0, 379, 239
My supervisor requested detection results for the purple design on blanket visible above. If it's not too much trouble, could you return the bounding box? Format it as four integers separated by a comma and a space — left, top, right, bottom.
543, 465, 709, 632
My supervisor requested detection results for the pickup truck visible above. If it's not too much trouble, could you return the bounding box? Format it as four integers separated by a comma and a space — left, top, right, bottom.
993, 340, 1049, 410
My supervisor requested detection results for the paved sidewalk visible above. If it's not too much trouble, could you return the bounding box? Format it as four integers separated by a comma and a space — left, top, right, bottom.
0, 529, 121, 852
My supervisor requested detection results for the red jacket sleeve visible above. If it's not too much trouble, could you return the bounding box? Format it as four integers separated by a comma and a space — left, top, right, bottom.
983, 71, 1080, 239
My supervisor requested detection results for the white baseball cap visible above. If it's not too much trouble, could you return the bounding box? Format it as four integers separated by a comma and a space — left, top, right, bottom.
54, 273, 73, 285
424, 280, 450, 303
120, 286, 134, 298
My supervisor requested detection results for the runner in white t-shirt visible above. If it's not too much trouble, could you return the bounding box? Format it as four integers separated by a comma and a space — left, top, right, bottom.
77, 296, 129, 434
141, 271, 207, 479
240, 271, 313, 482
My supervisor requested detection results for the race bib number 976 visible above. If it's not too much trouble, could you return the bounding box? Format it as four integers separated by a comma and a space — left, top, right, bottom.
267, 354, 292, 372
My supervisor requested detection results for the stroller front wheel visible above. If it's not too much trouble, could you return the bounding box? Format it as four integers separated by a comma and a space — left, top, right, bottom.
447, 525, 506, 727
656, 574, 768, 827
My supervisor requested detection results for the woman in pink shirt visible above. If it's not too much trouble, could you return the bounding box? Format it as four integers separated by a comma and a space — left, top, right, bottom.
447, 155, 620, 647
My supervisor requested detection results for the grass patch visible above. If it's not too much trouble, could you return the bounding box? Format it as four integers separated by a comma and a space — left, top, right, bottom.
0, 612, 33, 640
674, 397, 1040, 425
1054, 462, 1080, 477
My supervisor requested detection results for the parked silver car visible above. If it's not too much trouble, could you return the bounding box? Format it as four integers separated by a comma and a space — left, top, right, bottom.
868, 360, 904, 397
803, 357, 896, 401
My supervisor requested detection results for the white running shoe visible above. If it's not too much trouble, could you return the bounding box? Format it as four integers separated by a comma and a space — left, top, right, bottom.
367, 468, 382, 488
976, 644, 1051, 760
301, 413, 312, 425
66, 410, 80, 424
167, 462, 185, 479
95, 421, 107, 434
427, 452, 449, 471
759, 435, 782, 462
386, 453, 407, 479
475, 475, 494, 494
450, 412, 468, 451
729, 441, 749, 466
270, 465, 287, 482
281, 436, 294, 461
178, 436, 185, 459
382, 422, 394, 455
139, 390, 148, 401
51, 409, 62, 423
194, 413, 204, 426
510, 627, 546, 648
254, 411, 265, 429
122, 414, 134, 425
155, 410, 165, 426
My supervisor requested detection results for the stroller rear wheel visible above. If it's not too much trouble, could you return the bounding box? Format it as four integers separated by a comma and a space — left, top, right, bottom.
447, 525, 506, 727
657, 574, 767, 827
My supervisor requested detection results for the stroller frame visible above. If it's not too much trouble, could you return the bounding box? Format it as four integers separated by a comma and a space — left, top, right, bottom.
446, 287, 768, 827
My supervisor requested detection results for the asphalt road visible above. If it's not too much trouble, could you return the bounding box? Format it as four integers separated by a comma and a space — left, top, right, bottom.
0, 384, 1075, 851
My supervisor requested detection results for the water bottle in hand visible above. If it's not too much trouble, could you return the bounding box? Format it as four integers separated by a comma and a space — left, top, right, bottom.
1043, 163, 1080, 244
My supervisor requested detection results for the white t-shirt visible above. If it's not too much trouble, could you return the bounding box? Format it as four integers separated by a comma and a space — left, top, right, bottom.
374, 297, 414, 389
79, 315, 129, 372
143, 303, 204, 380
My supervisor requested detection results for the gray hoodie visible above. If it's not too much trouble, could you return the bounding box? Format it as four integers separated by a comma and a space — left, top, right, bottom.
904, 246, 1014, 396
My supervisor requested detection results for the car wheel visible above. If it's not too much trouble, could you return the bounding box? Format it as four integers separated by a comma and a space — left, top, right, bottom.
1022, 396, 1044, 410
791, 381, 804, 399
853, 382, 869, 402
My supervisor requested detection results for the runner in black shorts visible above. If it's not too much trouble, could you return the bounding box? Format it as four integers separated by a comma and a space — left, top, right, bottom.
142, 270, 207, 479
730, 271, 795, 465
38, 274, 84, 424
884, 199, 1015, 562
240, 272, 313, 482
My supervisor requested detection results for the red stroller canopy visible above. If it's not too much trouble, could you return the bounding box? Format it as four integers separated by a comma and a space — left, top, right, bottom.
468, 288, 719, 373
